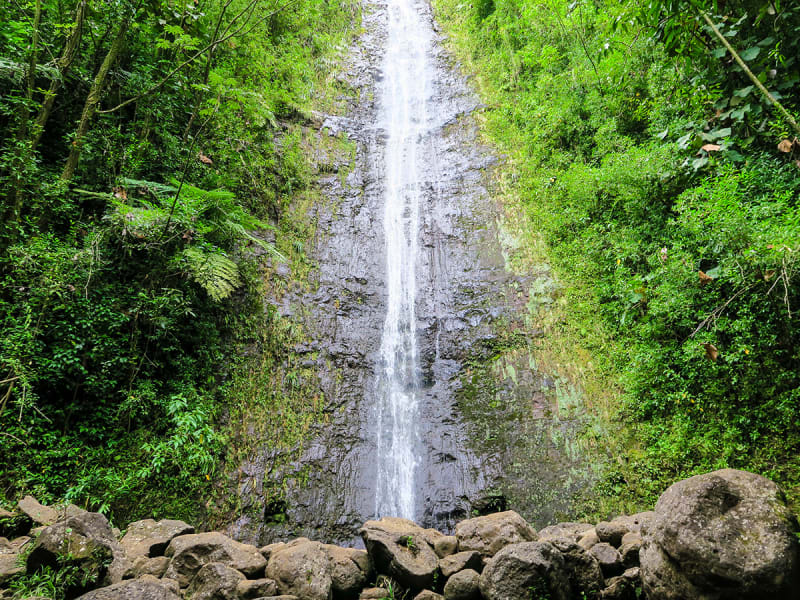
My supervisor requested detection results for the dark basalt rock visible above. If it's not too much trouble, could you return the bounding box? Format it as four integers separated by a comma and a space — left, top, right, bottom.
640, 468, 800, 600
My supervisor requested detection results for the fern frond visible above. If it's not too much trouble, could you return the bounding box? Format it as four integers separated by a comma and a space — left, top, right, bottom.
182, 247, 241, 302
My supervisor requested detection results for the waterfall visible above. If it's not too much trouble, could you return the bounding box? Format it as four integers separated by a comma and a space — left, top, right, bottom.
374, 0, 431, 520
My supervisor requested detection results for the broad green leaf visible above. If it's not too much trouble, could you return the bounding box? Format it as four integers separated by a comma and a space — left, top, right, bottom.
740, 46, 760, 61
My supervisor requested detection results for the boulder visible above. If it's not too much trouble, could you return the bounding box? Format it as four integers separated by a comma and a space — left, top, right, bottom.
0, 538, 23, 584
360, 588, 389, 599
260, 542, 287, 561
578, 528, 599, 551
619, 538, 641, 569
443, 568, 481, 600
547, 537, 604, 598
327, 545, 372, 598
595, 520, 630, 548
237, 578, 279, 599
129, 555, 170, 578
265, 539, 333, 600
17, 496, 58, 526
434, 536, 458, 558
622, 512, 654, 535
186, 562, 244, 600
620, 531, 641, 547
266, 538, 371, 600
439, 550, 482, 577
9, 536, 31, 550
640, 468, 800, 600
360, 518, 440, 590
164, 532, 266, 587
600, 575, 637, 600
479, 541, 571, 600
590, 542, 623, 577
413, 592, 443, 600
596, 513, 653, 548
120, 518, 194, 558
601, 567, 641, 598
454, 511, 537, 558
26, 511, 125, 587
74, 575, 181, 600
538, 523, 593, 542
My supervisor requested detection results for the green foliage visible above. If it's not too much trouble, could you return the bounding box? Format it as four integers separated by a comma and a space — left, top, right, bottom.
0, 0, 358, 522
7, 544, 110, 600
433, 0, 800, 515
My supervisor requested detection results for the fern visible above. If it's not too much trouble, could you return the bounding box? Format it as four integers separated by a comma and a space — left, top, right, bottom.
181, 247, 241, 302
118, 178, 285, 261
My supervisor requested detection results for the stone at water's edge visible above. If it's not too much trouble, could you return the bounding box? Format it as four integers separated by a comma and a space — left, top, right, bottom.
163, 531, 266, 587
640, 468, 800, 599
443, 568, 481, 600
262, 537, 370, 600
26, 510, 130, 586
120, 518, 194, 559
359, 517, 442, 590
546, 536, 604, 598
4, 470, 799, 600
478, 541, 572, 600
187, 562, 244, 600
454, 510, 537, 558
74, 575, 180, 600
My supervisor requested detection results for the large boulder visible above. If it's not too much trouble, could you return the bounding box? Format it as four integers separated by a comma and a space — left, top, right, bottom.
266, 538, 371, 600
439, 550, 481, 577
26, 511, 128, 587
360, 517, 441, 590
266, 539, 334, 600
0, 538, 23, 584
443, 568, 481, 600
538, 523, 593, 543
590, 542, 623, 577
186, 562, 244, 600
163, 532, 266, 587
120, 519, 194, 558
237, 578, 279, 599
454, 511, 537, 558
17, 496, 58, 526
327, 545, 372, 598
640, 469, 800, 599
74, 575, 181, 600
479, 541, 572, 600
547, 537, 604, 598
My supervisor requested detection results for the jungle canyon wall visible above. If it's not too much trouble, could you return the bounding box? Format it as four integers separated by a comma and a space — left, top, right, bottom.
225, 0, 598, 545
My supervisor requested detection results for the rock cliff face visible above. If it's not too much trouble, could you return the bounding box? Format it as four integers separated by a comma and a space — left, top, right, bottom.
226, 0, 596, 547
3, 469, 797, 600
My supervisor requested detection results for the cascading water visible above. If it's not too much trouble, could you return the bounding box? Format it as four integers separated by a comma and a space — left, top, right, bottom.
374, 0, 431, 520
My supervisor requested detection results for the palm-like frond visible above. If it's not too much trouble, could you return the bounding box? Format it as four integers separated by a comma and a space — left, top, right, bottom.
181, 247, 241, 302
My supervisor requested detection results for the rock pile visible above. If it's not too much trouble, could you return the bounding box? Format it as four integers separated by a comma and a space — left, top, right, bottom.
0, 469, 797, 599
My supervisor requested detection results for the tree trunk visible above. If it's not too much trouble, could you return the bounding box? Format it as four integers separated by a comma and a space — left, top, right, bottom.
30, 0, 88, 152
60, 17, 129, 183
7, 0, 42, 225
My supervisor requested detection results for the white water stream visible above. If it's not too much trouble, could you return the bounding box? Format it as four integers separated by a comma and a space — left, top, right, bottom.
374, 0, 432, 520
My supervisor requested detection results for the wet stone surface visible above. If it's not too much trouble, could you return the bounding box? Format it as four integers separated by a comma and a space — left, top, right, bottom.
226, 0, 596, 546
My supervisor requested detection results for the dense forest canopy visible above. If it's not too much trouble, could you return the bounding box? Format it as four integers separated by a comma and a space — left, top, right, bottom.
434, 0, 800, 511
0, 0, 358, 521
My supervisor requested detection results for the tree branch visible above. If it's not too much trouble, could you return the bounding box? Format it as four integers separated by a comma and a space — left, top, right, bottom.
701, 11, 800, 136
98, 0, 297, 115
